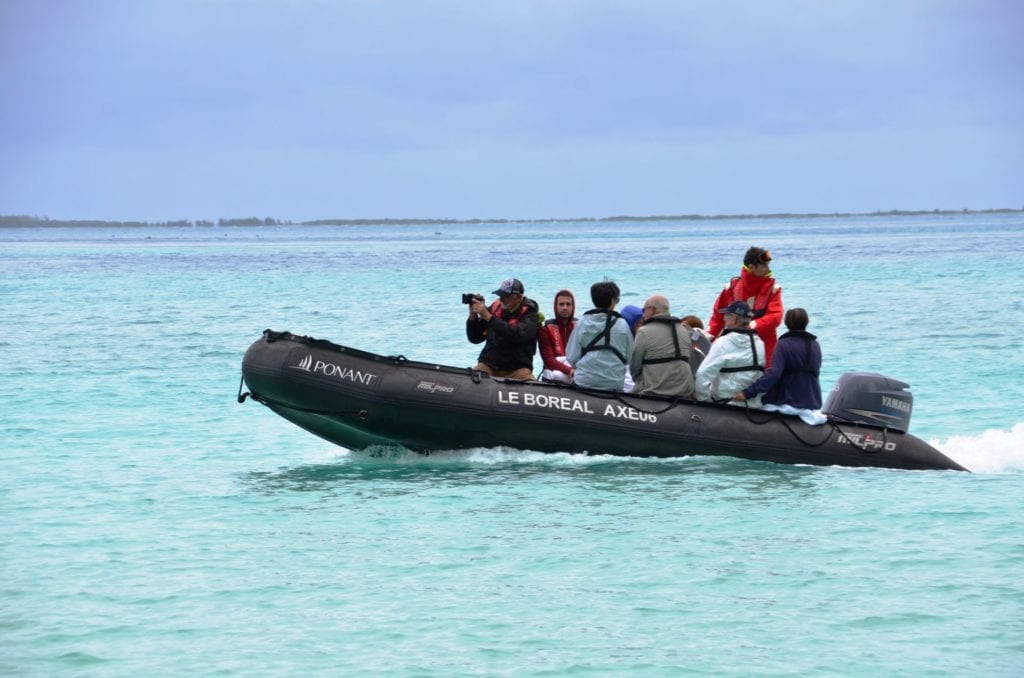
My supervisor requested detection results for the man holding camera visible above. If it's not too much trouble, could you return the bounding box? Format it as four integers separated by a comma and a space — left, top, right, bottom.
466, 277, 539, 380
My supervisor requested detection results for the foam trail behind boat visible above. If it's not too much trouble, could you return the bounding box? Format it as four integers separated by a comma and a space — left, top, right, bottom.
931, 423, 1024, 473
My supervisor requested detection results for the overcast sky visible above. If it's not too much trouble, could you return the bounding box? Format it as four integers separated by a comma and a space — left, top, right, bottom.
1, 0, 1021, 221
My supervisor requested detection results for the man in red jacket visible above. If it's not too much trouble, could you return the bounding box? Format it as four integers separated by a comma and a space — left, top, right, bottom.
537, 289, 576, 383
708, 247, 783, 367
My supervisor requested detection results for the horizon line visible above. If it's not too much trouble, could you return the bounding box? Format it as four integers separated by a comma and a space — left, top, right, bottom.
1, 206, 1022, 227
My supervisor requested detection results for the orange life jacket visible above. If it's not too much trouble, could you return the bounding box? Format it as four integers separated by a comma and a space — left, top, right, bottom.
539, 319, 571, 356
490, 300, 530, 326
728, 276, 779, 319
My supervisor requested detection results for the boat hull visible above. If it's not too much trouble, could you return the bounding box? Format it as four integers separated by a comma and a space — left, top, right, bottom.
240, 331, 967, 471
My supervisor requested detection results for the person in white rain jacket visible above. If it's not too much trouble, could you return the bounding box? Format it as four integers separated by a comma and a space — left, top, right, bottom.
695, 300, 766, 406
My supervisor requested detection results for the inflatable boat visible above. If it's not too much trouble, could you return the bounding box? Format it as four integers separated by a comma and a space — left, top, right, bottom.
238, 330, 967, 471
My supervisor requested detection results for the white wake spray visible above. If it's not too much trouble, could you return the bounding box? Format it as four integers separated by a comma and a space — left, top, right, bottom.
932, 422, 1024, 474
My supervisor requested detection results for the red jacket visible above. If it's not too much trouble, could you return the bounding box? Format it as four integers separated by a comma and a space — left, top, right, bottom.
708, 267, 783, 367
537, 289, 576, 376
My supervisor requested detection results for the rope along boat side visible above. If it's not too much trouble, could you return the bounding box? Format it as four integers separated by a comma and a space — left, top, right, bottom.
239, 330, 967, 471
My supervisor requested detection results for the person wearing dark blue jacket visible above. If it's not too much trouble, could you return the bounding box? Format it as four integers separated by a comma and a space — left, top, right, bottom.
732, 307, 822, 409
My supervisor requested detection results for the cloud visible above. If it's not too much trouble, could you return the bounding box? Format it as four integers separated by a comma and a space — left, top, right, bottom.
1, 0, 1021, 219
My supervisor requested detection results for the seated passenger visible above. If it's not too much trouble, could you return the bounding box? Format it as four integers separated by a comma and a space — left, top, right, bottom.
537, 289, 576, 383
618, 304, 644, 391
565, 281, 634, 390
620, 305, 644, 334
629, 295, 694, 399
466, 277, 539, 380
694, 301, 766, 404
680, 315, 713, 376
733, 308, 824, 423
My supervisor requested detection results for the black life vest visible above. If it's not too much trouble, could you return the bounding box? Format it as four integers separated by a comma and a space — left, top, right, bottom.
640, 316, 689, 365
718, 328, 765, 374
580, 309, 628, 364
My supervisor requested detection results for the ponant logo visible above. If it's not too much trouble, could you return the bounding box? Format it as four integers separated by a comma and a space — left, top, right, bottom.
291, 353, 378, 386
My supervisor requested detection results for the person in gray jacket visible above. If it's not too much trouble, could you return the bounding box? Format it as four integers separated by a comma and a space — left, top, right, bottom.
565, 281, 634, 390
629, 295, 695, 398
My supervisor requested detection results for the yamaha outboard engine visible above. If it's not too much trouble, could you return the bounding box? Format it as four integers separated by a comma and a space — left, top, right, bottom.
823, 372, 914, 433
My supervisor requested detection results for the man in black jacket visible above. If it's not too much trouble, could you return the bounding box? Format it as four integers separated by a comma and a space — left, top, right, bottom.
466, 277, 539, 379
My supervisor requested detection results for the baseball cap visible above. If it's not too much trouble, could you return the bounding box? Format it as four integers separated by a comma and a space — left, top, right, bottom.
493, 278, 525, 296
717, 300, 754, 319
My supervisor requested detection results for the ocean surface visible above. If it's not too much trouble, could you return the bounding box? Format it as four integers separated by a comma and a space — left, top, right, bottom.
2, 213, 1023, 676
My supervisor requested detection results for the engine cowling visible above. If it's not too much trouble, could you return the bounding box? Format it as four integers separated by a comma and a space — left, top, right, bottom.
822, 372, 914, 433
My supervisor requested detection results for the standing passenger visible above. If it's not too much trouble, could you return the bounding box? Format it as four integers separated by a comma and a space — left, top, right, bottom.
565, 281, 634, 391
708, 246, 783, 366
537, 289, 577, 383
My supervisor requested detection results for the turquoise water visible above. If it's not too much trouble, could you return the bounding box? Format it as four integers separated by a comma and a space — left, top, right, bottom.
2, 214, 1023, 675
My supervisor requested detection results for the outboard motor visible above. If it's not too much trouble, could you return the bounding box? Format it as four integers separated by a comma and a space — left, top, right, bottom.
823, 372, 914, 433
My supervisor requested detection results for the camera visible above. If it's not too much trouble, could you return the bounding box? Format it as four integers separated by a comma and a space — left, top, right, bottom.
462, 293, 484, 305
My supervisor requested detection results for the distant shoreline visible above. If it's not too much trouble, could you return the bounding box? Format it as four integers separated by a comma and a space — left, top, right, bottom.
1, 208, 1021, 228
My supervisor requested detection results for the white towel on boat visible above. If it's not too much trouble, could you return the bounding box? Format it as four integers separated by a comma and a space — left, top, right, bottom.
760, 403, 827, 426
540, 356, 573, 383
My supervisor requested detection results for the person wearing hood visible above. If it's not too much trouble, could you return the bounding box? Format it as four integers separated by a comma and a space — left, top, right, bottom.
708, 246, 783, 367
617, 304, 644, 391
695, 300, 766, 404
565, 281, 634, 391
466, 277, 539, 380
619, 305, 644, 334
537, 289, 577, 383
